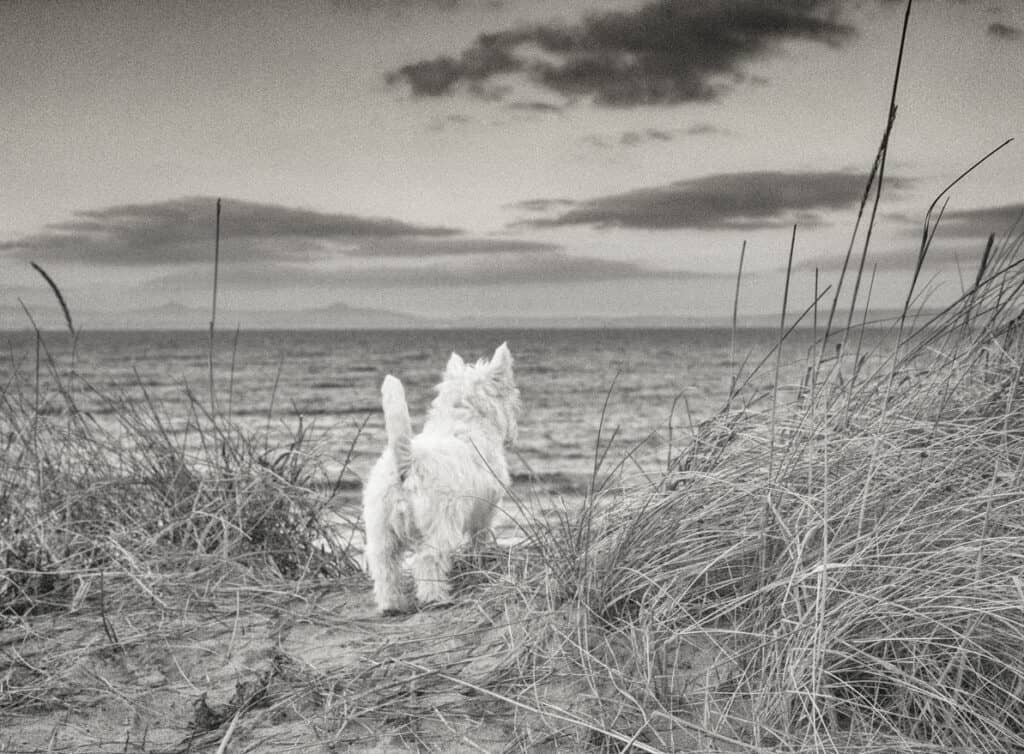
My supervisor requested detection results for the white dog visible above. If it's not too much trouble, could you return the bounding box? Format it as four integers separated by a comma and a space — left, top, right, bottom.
362, 343, 520, 614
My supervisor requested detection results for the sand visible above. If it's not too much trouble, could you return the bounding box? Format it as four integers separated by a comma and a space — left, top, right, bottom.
2, 547, 734, 754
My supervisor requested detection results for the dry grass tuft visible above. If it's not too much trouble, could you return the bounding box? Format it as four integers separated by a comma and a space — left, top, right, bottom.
1, 347, 360, 625
521, 225, 1024, 752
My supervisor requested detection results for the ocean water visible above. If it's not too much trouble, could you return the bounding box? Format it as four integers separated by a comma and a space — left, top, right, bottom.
1, 328, 820, 498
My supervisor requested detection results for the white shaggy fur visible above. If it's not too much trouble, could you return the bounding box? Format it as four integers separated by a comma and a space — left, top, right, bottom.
362, 343, 521, 614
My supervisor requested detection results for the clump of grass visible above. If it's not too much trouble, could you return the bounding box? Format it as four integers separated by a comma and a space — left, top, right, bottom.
511, 222, 1024, 751
480, 4, 1024, 745
0, 335, 360, 623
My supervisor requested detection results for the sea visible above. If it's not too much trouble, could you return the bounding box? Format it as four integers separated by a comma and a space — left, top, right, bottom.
1, 328, 824, 501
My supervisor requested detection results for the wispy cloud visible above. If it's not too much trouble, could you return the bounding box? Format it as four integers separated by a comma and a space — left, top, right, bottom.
796, 202, 1024, 271
152, 250, 705, 290
585, 125, 724, 149
517, 171, 899, 231
345, 237, 561, 257
887, 202, 1024, 241
0, 197, 461, 267
987, 22, 1022, 41
506, 198, 577, 213
427, 113, 474, 131
506, 100, 564, 113
387, 0, 854, 107
930, 203, 1024, 239
619, 129, 673, 146
685, 122, 730, 136
332, 0, 469, 12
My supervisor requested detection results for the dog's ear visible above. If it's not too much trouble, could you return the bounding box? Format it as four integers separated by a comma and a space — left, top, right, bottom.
489, 342, 513, 377
445, 352, 465, 376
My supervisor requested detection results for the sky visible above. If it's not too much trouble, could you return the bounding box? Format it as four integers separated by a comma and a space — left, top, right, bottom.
1, 0, 1022, 328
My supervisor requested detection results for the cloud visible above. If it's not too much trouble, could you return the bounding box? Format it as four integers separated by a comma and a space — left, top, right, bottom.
387, 0, 854, 107
583, 124, 727, 149
583, 134, 612, 149
795, 240, 1007, 274
152, 250, 700, 290
332, 0, 467, 12
427, 113, 474, 131
0, 197, 459, 267
584, 128, 674, 148
620, 128, 673, 146
987, 22, 1022, 40
346, 237, 562, 257
928, 203, 1024, 239
519, 170, 893, 231
506, 198, 577, 213
797, 203, 1024, 272
685, 122, 729, 136
506, 100, 564, 113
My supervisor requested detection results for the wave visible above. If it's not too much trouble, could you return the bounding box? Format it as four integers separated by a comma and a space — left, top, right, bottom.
511, 470, 589, 494
224, 405, 380, 417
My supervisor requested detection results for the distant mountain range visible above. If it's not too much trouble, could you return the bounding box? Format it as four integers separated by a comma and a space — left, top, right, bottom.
0, 301, 942, 331
1, 301, 424, 331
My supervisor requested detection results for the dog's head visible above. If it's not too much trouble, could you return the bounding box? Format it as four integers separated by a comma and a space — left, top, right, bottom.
432, 342, 521, 444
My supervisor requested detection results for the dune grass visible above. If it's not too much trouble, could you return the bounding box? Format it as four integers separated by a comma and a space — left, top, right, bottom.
4, 219, 1024, 752
506, 240, 1024, 752
0, 347, 359, 618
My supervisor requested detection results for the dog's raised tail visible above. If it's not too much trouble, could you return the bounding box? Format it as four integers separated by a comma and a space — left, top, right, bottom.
381, 375, 413, 480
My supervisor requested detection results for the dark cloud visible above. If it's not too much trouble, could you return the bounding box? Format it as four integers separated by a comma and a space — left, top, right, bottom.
506, 100, 564, 113
506, 198, 578, 213
620, 128, 674, 146
685, 122, 729, 136
644, 129, 673, 141
387, 0, 854, 107
0, 197, 458, 266
927, 203, 1024, 239
520, 170, 893, 231
795, 203, 1024, 271
987, 22, 1022, 40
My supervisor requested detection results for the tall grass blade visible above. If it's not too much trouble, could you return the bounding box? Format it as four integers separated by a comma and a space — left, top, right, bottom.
29, 262, 74, 336
209, 197, 222, 414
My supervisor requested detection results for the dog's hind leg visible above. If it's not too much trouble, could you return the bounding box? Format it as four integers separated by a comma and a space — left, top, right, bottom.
412, 493, 484, 607
364, 509, 408, 615
410, 544, 454, 607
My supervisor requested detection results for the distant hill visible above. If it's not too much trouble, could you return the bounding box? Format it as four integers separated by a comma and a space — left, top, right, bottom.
0, 301, 426, 331
0, 302, 945, 332
466, 308, 944, 330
